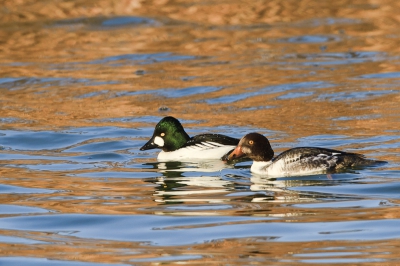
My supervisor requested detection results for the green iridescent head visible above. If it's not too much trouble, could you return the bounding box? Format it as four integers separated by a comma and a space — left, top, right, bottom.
140, 116, 190, 152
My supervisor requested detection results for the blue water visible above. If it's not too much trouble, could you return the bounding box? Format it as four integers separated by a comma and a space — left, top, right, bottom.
1, 124, 398, 262
1, 0, 400, 264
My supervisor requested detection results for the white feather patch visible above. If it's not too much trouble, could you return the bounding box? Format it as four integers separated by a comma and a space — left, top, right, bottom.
208, 141, 224, 147
154, 136, 164, 147
157, 144, 236, 161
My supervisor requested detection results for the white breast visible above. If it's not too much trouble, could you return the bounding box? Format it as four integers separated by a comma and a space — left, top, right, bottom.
157, 142, 235, 161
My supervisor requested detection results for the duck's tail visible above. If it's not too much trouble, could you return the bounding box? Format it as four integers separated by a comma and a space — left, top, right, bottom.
340, 153, 387, 168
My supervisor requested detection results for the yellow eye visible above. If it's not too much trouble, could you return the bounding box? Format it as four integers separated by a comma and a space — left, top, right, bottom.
249, 140, 254, 145
160, 132, 165, 137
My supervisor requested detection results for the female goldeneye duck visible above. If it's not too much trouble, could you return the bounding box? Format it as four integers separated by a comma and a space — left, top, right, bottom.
140, 116, 239, 161
227, 132, 386, 177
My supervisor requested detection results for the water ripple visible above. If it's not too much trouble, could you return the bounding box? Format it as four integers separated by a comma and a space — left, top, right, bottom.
207, 81, 333, 104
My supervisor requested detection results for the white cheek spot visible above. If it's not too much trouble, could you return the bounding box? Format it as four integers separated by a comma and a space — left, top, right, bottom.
154, 136, 164, 147
242, 147, 251, 154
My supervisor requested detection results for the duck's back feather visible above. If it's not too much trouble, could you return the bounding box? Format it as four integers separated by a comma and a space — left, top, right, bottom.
273, 147, 383, 173
184, 134, 239, 147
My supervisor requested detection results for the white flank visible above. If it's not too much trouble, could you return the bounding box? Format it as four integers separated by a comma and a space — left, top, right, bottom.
157, 141, 235, 161
251, 157, 329, 177
154, 136, 164, 147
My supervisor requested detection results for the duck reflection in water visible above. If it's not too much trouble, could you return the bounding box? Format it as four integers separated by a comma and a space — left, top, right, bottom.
143, 161, 362, 207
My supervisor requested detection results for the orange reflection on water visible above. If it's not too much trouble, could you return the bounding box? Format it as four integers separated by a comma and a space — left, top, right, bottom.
1, 0, 400, 264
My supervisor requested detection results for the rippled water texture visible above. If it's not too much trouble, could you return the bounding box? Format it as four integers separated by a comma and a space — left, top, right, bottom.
1, 0, 400, 265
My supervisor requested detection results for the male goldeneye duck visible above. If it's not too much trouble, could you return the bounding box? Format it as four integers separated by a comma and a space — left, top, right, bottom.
140, 116, 239, 161
227, 132, 386, 177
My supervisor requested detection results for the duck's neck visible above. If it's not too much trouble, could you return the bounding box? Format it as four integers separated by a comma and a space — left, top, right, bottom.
163, 131, 190, 152
251, 161, 272, 174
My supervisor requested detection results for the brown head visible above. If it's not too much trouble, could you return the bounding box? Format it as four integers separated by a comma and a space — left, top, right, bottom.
227, 132, 274, 162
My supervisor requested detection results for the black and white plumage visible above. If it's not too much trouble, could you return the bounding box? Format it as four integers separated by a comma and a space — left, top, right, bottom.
140, 117, 239, 161
157, 133, 239, 161
228, 133, 386, 177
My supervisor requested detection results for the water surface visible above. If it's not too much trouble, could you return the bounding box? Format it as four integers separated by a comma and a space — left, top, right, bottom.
1, 0, 400, 265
